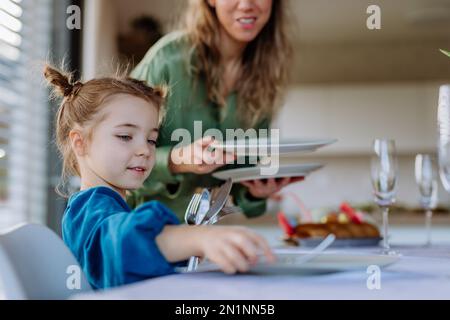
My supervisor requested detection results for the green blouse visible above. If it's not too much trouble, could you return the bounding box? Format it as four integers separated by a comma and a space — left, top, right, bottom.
128, 31, 269, 221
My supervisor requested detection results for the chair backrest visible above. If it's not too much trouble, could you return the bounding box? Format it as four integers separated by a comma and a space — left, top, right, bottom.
0, 223, 92, 299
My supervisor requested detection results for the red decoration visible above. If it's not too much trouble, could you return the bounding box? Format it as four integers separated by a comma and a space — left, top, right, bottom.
339, 202, 363, 224
277, 211, 296, 236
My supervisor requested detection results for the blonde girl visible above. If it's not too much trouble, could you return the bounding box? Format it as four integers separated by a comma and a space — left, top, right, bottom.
44, 65, 274, 289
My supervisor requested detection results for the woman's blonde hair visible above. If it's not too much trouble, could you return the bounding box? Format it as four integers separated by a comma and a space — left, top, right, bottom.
43, 65, 167, 196
183, 0, 292, 128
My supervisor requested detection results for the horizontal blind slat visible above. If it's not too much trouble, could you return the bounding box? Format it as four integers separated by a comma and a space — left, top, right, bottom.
0, 0, 51, 229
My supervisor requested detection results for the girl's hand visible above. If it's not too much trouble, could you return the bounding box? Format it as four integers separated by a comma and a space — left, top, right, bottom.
241, 177, 305, 199
169, 136, 236, 174
198, 226, 275, 274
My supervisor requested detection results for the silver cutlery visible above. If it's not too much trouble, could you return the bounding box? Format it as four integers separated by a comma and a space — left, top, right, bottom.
199, 178, 233, 225
195, 189, 211, 225
184, 193, 202, 225
184, 179, 233, 272
205, 205, 243, 225
285, 233, 336, 265
185, 191, 210, 271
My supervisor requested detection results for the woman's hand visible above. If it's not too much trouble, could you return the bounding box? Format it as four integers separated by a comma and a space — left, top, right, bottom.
169, 136, 235, 174
197, 226, 275, 274
241, 177, 305, 199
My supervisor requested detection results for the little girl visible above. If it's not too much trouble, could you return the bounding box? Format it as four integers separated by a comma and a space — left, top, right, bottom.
43, 65, 274, 290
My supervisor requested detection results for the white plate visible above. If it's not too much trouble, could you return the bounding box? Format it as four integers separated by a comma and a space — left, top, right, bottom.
186, 252, 399, 275
213, 138, 337, 156
212, 163, 324, 182
298, 237, 382, 248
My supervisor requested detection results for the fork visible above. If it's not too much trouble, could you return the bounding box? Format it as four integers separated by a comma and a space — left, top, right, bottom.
184, 193, 203, 271
185, 190, 212, 271
184, 193, 202, 225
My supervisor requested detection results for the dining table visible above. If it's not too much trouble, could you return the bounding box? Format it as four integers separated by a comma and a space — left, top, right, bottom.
71, 225, 450, 300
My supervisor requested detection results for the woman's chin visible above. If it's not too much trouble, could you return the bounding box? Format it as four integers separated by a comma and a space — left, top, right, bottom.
232, 33, 259, 44
230, 26, 265, 43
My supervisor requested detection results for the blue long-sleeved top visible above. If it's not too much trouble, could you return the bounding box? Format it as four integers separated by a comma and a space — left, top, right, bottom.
62, 186, 183, 289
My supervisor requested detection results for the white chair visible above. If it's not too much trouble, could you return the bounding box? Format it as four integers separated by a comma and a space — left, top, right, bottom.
0, 223, 92, 299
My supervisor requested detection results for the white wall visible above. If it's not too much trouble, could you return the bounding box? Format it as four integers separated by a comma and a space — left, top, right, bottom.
273, 82, 450, 209
275, 154, 450, 210
276, 82, 444, 154
82, 0, 118, 79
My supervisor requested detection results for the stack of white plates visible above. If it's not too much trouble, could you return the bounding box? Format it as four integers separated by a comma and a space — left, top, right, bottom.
212, 138, 337, 182
214, 138, 337, 156
213, 163, 324, 183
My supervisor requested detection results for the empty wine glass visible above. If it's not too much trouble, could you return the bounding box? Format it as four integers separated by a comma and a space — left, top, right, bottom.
415, 154, 438, 247
371, 139, 398, 255
438, 85, 450, 192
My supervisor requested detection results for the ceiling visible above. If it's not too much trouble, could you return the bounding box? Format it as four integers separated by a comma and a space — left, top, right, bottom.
113, 0, 450, 44
289, 0, 450, 44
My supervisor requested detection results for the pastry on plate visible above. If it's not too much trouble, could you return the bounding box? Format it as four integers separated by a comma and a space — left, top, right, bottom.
295, 221, 380, 239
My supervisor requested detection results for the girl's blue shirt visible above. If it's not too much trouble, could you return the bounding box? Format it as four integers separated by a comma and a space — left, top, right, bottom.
62, 186, 183, 289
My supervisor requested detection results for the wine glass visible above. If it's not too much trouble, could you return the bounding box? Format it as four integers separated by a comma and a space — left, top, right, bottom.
415, 154, 438, 247
438, 85, 450, 192
371, 139, 398, 255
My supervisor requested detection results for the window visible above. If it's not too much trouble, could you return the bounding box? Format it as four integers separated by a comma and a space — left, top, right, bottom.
0, 0, 52, 228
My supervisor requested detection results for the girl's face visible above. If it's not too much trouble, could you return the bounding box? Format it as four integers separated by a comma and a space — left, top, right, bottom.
209, 0, 273, 44
81, 94, 159, 195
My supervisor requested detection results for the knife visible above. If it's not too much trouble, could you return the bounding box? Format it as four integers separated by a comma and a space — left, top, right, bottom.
199, 178, 233, 225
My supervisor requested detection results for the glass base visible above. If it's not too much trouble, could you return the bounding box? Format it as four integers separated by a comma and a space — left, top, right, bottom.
381, 248, 398, 256
423, 242, 432, 248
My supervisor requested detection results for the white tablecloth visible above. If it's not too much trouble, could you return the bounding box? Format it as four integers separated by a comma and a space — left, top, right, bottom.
72, 244, 450, 300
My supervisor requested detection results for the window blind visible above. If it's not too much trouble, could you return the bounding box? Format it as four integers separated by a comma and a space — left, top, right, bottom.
0, 0, 52, 229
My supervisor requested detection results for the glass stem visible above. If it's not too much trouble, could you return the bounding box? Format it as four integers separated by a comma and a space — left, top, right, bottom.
425, 209, 433, 247
382, 207, 390, 251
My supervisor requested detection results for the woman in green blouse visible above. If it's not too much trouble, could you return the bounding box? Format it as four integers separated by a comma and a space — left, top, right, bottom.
129, 0, 302, 220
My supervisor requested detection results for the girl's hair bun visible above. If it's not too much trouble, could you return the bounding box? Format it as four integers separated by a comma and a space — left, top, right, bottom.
152, 86, 167, 99
43, 65, 82, 98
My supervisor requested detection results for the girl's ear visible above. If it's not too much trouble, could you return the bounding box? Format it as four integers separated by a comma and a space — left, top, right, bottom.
69, 129, 88, 157
207, 0, 216, 7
